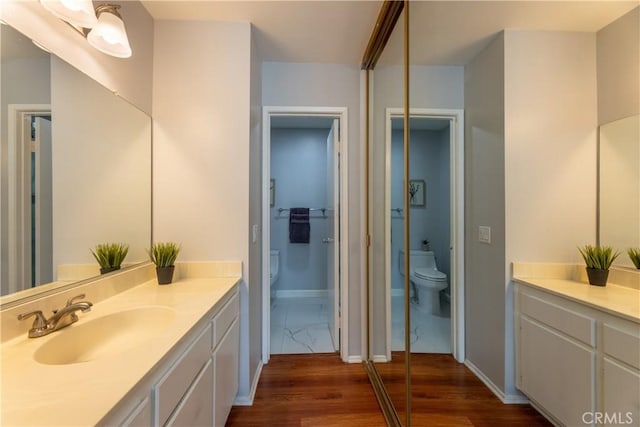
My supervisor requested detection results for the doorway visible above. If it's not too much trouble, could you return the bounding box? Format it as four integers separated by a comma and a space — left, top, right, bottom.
262, 107, 349, 363
7, 105, 53, 294
385, 108, 465, 362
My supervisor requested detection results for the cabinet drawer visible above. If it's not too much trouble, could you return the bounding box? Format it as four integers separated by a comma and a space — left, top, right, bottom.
603, 323, 640, 370
154, 323, 212, 426
520, 292, 595, 346
214, 291, 238, 349
166, 359, 214, 427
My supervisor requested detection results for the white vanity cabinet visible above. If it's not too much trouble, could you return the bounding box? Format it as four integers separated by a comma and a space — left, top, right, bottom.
515, 284, 640, 427
101, 286, 239, 427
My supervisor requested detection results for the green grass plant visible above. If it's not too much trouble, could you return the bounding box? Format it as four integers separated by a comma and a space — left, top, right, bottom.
91, 243, 129, 269
578, 245, 619, 270
627, 248, 640, 269
148, 242, 181, 267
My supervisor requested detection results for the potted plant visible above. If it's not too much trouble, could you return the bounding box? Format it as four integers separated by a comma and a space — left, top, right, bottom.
148, 242, 181, 285
577, 244, 620, 286
91, 243, 129, 274
628, 248, 640, 269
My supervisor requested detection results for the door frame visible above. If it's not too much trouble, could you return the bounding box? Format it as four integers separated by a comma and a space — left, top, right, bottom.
261, 106, 350, 363
6, 104, 52, 294
384, 107, 465, 363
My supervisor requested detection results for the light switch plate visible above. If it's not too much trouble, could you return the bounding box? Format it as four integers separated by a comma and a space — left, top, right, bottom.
478, 226, 491, 244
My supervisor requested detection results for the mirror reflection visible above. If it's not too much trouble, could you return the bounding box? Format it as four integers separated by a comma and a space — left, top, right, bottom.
599, 114, 640, 268
1, 23, 151, 300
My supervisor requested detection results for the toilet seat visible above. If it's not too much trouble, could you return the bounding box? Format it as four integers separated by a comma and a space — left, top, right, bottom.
414, 268, 446, 281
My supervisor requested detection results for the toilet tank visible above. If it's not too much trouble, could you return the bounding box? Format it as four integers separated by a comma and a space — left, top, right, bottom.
399, 250, 436, 275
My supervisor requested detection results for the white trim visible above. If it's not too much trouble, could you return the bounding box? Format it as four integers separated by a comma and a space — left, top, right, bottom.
384, 108, 465, 362
360, 70, 369, 361
464, 359, 530, 404
233, 360, 263, 406
346, 355, 363, 364
261, 106, 350, 364
7, 105, 51, 295
274, 289, 329, 299
372, 355, 389, 363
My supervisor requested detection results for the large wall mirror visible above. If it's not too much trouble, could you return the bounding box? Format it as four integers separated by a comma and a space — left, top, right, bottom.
599, 114, 639, 268
1, 23, 151, 305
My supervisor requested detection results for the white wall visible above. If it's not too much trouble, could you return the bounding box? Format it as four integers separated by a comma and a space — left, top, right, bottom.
248, 23, 263, 401
270, 128, 330, 293
262, 61, 363, 357
51, 57, 151, 270
465, 30, 598, 400
464, 32, 507, 396
0, 30, 51, 292
596, 6, 639, 125
152, 20, 254, 398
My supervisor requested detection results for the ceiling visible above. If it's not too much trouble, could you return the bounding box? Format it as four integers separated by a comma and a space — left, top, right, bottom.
141, 0, 382, 64
141, 1, 638, 66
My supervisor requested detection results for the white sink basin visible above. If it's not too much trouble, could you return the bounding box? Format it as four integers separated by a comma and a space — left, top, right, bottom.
34, 306, 176, 365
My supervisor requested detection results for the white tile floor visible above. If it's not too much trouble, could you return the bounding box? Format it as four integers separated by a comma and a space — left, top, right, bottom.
391, 294, 451, 353
270, 296, 336, 354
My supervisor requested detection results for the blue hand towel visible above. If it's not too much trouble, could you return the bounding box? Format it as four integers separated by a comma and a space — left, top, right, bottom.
289, 208, 310, 243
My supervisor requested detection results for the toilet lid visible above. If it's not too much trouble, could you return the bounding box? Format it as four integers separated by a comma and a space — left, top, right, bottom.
414, 268, 446, 281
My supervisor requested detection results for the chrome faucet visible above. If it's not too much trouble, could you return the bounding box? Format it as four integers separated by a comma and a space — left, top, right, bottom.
18, 294, 93, 338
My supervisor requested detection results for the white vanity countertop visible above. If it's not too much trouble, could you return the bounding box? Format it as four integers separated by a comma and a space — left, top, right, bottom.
513, 276, 640, 323
0, 276, 239, 426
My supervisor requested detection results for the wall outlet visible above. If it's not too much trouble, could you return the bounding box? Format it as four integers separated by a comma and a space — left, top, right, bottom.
478, 226, 491, 244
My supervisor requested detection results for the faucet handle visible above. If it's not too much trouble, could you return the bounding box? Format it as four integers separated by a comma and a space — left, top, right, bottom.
65, 294, 88, 307
18, 310, 49, 337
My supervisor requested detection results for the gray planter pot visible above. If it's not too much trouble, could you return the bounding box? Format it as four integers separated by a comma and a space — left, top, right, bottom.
586, 267, 609, 287
156, 265, 175, 285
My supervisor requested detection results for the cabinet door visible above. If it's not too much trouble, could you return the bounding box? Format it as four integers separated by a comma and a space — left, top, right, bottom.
214, 318, 239, 427
166, 359, 214, 427
519, 317, 596, 426
121, 398, 151, 427
603, 358, 640, 426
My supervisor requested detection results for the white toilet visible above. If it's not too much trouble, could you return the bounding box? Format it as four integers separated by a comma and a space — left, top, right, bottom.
399, 249, 448, 315
270, 250, 280, 287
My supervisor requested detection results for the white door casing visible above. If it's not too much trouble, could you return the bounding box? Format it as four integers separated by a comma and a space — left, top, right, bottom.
262, 106, 349, 363
384, 107, 465, 363
6, 105, 51, 294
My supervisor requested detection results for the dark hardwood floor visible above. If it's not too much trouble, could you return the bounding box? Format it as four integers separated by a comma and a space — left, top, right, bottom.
226, 353, 551, 426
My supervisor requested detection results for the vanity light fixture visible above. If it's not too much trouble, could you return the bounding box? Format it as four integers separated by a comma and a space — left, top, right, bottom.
87, 4, 132, 58
40, 0, 98, 29
40, 1, 132, 59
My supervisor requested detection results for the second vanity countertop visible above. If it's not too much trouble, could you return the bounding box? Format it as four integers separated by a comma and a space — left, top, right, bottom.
512, 264, 640, 323
1, 275, 239, 426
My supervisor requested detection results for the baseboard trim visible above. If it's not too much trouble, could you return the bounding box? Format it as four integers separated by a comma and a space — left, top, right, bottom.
372, 355, 389, 363
464, 359, 529, 404
234, 360, 263, 406
274, 289, 329, 298
346, 355, 362, 363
